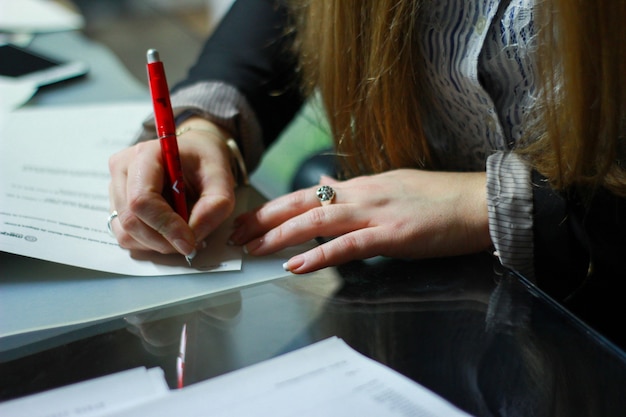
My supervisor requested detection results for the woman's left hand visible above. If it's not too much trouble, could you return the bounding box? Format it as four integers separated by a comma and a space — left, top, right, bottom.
228, 169, 492, 274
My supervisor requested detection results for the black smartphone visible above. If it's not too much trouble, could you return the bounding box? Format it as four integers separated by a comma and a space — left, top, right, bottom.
0, 43, 89, 86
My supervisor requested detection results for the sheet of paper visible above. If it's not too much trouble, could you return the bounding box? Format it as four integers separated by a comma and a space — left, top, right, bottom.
0, 0, 84, 33
0, 242, 312, 342
107, 337, 474, 417
0, 102, 243, 276
0, 367, 169, 417
0, 102, 318, 345
0, 76, 38, 114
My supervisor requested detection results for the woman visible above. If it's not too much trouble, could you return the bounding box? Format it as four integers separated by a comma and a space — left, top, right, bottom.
108, 0, 625, 300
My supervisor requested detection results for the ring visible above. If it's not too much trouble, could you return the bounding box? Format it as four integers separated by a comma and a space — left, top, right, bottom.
107, 210, 118, 237
316, 185, 335, 206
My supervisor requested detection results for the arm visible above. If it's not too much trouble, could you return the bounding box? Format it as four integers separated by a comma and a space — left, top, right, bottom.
137, 0, 304, 170
170, 0, 304, 169
110, 0, 303, 257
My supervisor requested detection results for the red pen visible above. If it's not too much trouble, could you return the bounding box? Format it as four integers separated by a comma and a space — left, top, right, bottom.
146, 49, 193, 265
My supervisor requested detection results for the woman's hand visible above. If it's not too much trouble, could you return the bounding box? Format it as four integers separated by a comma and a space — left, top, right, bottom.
229, 169, 492, 274
108, 117, 236, 257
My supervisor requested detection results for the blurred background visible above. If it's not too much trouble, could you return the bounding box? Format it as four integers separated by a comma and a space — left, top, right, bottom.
67, 0, 234, 87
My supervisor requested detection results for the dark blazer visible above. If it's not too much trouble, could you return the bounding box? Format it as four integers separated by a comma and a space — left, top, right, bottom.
173, 0, 303, 149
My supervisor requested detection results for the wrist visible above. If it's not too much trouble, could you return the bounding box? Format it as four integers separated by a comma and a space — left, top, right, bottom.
176, 117, 249, 186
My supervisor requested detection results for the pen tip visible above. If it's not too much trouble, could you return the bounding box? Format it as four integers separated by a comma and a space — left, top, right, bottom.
185, 249, 196, 267
146, 49, 160, 63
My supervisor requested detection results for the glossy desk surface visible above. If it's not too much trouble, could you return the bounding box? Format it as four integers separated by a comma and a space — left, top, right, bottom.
2, 252, 626, 417
2, 31, 626, 417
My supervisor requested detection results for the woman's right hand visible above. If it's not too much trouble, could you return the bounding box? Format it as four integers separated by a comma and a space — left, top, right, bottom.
107, 117, 237, 258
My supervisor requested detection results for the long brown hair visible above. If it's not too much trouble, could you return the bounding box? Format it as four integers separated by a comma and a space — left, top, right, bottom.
290, 0, 626, 195
522, 0, 626, 196
290, 0, 431, 177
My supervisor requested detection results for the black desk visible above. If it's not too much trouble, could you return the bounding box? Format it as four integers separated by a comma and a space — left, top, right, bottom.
2, 252, 626, 416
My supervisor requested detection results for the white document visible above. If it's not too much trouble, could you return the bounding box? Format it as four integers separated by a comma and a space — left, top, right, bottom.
0, 0, 84, 33
108, 337, 474, 417
0, 367, 169, 417
0, 103, 315, 343
0, 243, 310, 341
0, 76, 38, 114
0, 102, 244, 276
0, 339, 473, 417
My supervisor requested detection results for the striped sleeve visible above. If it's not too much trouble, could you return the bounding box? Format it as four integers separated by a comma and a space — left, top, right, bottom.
137, 81, 265, 173
486, 151, 535, 280
169, 81, 265, 172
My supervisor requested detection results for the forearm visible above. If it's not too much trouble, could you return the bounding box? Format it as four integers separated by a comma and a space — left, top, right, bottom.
172, 0, 304, 149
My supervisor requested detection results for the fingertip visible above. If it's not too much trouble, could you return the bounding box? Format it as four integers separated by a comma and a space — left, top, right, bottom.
173, 238, 196, 258
189, 194, 235, 241
283, 255, 304, 273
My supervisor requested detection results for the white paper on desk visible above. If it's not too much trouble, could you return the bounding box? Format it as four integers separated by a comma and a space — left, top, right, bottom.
108, 337, 474, 417
0, 76, 38, 113
0, 102, 243, 275
0, 0, 84, 33
0, 367, 169, 417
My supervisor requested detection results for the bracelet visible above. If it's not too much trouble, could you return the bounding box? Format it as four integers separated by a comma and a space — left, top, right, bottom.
176, 125, 249, 186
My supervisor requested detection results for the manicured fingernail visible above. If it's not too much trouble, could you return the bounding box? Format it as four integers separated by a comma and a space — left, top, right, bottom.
185, 250, 196, 266
283, 256, 304, 273
174, 239, 195, 257
244, 238, 262, 254
228, 229, 244, 245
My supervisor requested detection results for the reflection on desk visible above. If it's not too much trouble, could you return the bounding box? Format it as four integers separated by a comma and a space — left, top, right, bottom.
2, 254, 625, 416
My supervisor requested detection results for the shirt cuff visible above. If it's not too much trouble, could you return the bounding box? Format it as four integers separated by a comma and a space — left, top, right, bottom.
486, 152, 535, 280
137, 81, 265, 172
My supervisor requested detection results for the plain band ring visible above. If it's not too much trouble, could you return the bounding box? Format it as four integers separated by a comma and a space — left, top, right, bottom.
316, 185, 336, 206
107, 210, 118, 237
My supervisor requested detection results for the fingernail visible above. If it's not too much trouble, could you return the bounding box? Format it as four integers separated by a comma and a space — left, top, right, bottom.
244, 238, 262, 254
283, 255, 304, 273
185, 250, 196, 266
228, 229, 244, 245
173, 239, 195, 257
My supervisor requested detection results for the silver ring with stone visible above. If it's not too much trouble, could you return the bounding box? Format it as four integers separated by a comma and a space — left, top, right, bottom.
107, 210, 118, 237
316, 185, 335, 206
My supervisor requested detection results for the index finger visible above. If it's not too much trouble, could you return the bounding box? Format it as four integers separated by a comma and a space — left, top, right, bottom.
125, 141, 196, 255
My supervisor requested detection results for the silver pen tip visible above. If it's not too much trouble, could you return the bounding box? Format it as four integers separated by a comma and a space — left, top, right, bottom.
146, 49, 160, 63
185, 249, 197, 267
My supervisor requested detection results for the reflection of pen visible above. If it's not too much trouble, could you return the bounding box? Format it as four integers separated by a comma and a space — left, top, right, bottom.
146, 49, 194, 266
176, 323, 187, 389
